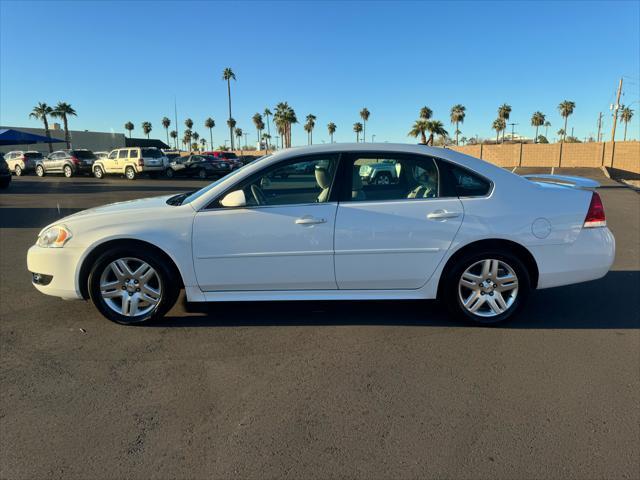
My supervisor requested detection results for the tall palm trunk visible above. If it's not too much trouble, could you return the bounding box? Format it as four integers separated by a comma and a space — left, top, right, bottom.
363, 121, 366, 143
62, 114, 70, 149
310, 129, 313, 145
623, 123, 628, 141
562, 116, 568, 142
496, 131, 499, 144
534, 126, 539, 143
420, 131, 427, 144
455, 121, 459, 145
227, 80, 233, 150
43, 116, 52, 153
165, 128, 169, 147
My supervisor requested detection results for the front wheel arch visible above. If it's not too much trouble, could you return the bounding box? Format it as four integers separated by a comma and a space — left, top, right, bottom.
437, 239, 539, 301
78, 239, 185, 300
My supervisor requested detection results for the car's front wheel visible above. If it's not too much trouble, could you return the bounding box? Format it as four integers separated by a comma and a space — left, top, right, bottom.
88, 249, 179, 325
14, 165, 23, 176
125, 166, 136, 180
165, 168, 174, 178
198, 168, 208, 179
36, 165, 45, 177
443, 251, 530, 324
93, 166, 104, 179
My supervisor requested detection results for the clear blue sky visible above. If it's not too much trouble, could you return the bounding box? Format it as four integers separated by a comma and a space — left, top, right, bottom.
1, 0, 639, 145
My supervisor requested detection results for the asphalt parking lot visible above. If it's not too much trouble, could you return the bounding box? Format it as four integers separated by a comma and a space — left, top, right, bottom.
1, 173, 639, 479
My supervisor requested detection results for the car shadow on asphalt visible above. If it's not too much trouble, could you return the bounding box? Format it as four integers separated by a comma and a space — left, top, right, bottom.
151, 271, 639, 329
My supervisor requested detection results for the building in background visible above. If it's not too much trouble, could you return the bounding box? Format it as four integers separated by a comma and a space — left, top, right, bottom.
0, 124, 167, 153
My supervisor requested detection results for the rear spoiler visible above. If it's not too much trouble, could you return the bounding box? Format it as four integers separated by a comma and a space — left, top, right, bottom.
522, 174, 600, 190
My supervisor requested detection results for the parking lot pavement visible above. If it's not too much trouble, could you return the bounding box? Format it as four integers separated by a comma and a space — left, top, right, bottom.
1, 175, 638, 479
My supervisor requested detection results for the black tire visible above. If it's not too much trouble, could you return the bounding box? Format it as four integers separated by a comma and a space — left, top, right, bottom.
165, 168, 174, 178
63, 165, 73, 178
125, 166, 136, 180
0, 177, 10, 189
198, 168, 207, 179
88, 247, 180, 325
93, 166, 104, 179
442, 250, 531, 325
373, 172, 392, 185
36, 165, 45, 177
14, 165, 23, 176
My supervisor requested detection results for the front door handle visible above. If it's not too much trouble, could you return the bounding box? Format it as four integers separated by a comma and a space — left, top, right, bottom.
427, 210, 461, 220
295, 216, 326, 225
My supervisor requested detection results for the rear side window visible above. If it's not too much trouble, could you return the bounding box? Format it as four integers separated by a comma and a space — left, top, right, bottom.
141, 148, 161, 158
118, 150, 128, 159
445, 163, 492, 197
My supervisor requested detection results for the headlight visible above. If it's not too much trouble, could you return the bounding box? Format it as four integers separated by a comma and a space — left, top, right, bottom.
37, 225, 72, 248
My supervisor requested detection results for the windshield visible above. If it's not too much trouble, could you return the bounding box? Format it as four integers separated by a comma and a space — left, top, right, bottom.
182, 155, 271, 205
24, 152, 43, 159
72, 150, 97, 159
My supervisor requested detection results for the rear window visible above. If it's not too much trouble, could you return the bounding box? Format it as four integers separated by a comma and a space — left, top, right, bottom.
447, 164, 492, 197
141, 148, 162, 158
24, 152, 43, 159
71, 150, 96, 159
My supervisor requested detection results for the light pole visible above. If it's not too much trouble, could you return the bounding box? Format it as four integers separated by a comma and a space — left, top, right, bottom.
243, 132, 249, 148
372, 134, 376, 142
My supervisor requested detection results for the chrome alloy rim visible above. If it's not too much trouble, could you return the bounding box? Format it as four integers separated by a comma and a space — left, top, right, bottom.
99, 257, 162, 318
458, 259, 519, 318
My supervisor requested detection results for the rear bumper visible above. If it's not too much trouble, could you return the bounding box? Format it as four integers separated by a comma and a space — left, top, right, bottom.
27, 245, 84, 299
139, 165, 164, 172
531, 227, 615, 289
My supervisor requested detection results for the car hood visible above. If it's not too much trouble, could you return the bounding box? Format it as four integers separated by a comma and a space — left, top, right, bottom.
42, 194, 190, 231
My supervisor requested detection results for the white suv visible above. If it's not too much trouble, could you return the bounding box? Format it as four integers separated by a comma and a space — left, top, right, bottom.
92, 147, 168, 180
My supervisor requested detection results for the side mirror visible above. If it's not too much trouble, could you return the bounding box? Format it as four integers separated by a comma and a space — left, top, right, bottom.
220, 190, 246, 208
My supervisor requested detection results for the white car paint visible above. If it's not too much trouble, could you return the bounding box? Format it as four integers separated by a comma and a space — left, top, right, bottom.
27, 143, 615, 309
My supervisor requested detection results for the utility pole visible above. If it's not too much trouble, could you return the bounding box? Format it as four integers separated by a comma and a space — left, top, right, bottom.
508, 123, 518, 141
243, 132, 249, 148
610, 77, 623, 142
597, 112, 603, 142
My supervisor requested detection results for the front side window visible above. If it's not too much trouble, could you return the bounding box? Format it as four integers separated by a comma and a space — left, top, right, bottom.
108, 151, 118, 159
348, 154, 440, 202
225, 155, 339, 207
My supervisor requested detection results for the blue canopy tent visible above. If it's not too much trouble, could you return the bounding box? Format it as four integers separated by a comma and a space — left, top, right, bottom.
0, 128, 66, 146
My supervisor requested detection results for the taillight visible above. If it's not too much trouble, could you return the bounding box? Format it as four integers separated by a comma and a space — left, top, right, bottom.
138, 159, 144, 167
584, 192, 606, 228
70, 156, 80, 164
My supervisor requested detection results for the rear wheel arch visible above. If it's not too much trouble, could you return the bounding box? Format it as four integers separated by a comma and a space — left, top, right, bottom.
437, 238, 539, 299
79, 239, 184, 300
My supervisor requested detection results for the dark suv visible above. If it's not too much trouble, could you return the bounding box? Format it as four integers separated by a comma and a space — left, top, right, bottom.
0, 154, 11, 188
37, 149, 97, 177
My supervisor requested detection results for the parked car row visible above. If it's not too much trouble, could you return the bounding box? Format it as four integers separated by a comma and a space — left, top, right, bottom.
2, 148, 246, 181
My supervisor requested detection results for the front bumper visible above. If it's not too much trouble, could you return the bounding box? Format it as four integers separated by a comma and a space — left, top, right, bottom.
27, 244, 85, 299
531, 227, 615, 289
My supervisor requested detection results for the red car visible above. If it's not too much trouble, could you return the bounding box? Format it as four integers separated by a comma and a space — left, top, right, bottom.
202, 151, 242, 169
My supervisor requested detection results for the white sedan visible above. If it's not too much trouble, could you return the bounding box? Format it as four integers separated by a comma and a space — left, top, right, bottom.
27, 143, 615, 325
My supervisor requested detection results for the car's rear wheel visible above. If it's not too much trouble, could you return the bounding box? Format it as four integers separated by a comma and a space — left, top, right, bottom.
88, 249, 179, 325
125, 166, 136, 180
63, 165, 73, 178
374, 172, 391, 185
443, 251, 530, 324
165, 168, 174, 178
14, 165, 23, 176
198, 168, 207, 179
93, 166, 104, 179
36, 165, 45, 177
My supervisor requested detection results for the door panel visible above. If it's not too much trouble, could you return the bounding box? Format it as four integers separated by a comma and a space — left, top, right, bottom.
334, 199, 463, 289
193, 204, 338, 291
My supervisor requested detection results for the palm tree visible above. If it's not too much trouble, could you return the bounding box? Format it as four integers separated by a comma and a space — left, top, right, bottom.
425, 120, 448, 145
353, 122, 363, 142
327, 122, 337, 143
530, 111, 546, 143
204, 117, 215, 150
169, 130, 178, 149
261, 133, 271, 152
263, 108, 272, 149
498, 104, 511, 143
408, 119, 429, 144
184, 118, 193, 131
273, 102, 297, 148
162, 117, 171, 146
226, 118, 236, 147
252, 113, 264, 147
305, 114, 316, 145
124, 121, 134, 138
492, 118, 506, 144
141, 121, 152, 139
449, 104, 466, 145
235, 128, 243, 153
558, 100, 575, 142
360, 108, 370, 142
620, 106, 634, 141
544, 120, 551, 138
29, 102, 54, 152
183, 129, 192, 152
51, 102, 77, 149
557, 129, 566, 141
419, 106, 433, 120
222, 67, 236, 148
200, 138, 207, 150
192, 131, 200, 149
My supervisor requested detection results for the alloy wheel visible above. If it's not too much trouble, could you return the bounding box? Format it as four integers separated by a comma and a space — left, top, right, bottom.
99, 257, 162, 318
64, 165, 73, 178
458, 259, 519, 318
36, 165, 44, 177
15, 165, 22, 176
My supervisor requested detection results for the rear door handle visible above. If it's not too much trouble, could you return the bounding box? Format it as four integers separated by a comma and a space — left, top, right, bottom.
295, 216, 326, 225
427, 210, 461, 220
